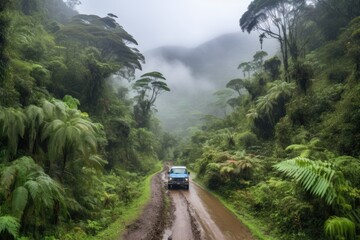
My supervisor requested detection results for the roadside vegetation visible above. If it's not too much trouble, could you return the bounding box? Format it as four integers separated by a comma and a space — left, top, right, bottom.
0, 0, 175, 239
176, 0, 360, 239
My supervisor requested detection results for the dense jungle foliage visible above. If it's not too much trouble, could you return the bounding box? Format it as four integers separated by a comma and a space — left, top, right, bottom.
0, 0, 174, 239
177, 0, 360, 239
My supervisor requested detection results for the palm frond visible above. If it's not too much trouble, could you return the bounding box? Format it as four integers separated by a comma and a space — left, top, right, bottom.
274, 157, 337, 205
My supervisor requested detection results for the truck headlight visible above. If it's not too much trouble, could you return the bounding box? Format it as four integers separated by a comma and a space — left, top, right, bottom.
169, 177, 173, 181
185, 178, 188, 181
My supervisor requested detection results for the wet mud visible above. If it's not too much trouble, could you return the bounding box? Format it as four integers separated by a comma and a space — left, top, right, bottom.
123, 168, 254, 240
167, 176, 254, 240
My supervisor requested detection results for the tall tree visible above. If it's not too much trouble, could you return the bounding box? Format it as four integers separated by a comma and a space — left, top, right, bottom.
238, 62, 253, 78
240, 0, 307, 80
57, 14, 144, 74
226, 78, 245, 96
133, 71, 170, 128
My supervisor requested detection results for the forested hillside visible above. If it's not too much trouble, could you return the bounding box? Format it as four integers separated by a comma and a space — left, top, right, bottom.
177, 0, 360, 239
0, 0, 174, 239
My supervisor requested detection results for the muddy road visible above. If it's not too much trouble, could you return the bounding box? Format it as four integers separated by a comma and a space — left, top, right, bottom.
162, 172, 254, 240
123, 170, 255, 240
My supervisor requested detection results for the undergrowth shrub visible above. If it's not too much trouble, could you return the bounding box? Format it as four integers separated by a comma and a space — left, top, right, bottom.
236, 131, 258, 149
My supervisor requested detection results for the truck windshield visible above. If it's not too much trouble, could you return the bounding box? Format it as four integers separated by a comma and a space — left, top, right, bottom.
171, 168, 187, 174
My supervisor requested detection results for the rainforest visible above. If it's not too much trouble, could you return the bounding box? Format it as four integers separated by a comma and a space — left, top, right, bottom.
0, 0, 360, 239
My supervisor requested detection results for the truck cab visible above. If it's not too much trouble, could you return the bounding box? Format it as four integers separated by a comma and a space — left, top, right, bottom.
168, 166, 190, 190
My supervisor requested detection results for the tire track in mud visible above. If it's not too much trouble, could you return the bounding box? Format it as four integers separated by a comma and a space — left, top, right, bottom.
161, 170, 203, 240
165, 176, 254, 240
164, 190, 204, 240
161, 165, 254, 240
123, 171, 169, 240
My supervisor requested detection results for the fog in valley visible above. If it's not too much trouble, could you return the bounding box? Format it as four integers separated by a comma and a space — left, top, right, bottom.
78, 0, 279, 136
142, 32, 278, 135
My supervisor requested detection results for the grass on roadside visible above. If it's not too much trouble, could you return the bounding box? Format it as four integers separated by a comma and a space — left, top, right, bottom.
93, 162, 163, 240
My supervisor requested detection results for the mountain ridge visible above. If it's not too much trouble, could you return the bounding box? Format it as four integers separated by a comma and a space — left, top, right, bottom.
146, 32, 278, 86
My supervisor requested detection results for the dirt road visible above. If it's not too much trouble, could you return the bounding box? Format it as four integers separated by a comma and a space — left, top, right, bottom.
162, 171, 254, 240
123, 170, 254, 240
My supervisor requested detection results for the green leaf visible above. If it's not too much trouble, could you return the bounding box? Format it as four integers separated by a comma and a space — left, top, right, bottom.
0, 215, 20, 239
325, 216, 356, 240
11, 186, 28, 219
274, 157, 338, 205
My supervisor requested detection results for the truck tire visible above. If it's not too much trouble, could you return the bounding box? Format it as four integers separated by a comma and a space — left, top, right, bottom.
168, 184, 172, 189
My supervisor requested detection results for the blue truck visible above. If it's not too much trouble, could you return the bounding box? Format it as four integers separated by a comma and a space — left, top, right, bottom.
167, 166, 190, 190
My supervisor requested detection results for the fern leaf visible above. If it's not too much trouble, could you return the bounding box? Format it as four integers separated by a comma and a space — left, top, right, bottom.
285, 144, 307, 151
274, 157, 337, 205
325, 216, 355, 240
0, 215, 20, 239
24, 179, 40, 200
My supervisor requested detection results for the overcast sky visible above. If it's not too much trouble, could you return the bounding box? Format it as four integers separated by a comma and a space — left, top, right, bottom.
77, 0, 252, 51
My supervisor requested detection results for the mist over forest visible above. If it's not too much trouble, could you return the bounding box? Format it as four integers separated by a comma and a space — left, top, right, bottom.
144, 32, 278, 135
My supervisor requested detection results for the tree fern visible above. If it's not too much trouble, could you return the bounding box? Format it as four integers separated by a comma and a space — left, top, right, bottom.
324, 216, 356, 240
41, 107, 104, 179
0, 107, 27, 158
267, 80, 295, 100
0, 215, 20, 239
274, 157, 338, 205
41, 99, 67, 121
285, 138, 327, 159
256, 95, 275, 116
